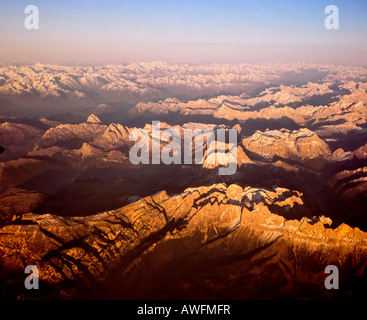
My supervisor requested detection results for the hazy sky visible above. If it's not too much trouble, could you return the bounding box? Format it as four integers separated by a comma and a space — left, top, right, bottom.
0, 0, 367, 65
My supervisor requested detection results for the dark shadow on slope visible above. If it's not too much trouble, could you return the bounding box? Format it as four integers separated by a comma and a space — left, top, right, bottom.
106, 111, 302, 137
323, 130, 367, 152
238, 117, 300, 136
280, 69, 329, 86
32, 165, 215, 216
234, 162, 367, 231
112, 111, 239, 128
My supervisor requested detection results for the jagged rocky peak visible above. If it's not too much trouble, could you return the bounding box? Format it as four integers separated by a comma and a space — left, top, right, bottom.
86, 114, 102, 124
34, 121, 107, 150
233, 123, 242, 135
330, 148, 352, 162
242, 128, 331, 167
95, 123, 131, 147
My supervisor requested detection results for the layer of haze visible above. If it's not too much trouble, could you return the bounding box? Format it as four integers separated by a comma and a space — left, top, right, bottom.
0, 0, 367, 65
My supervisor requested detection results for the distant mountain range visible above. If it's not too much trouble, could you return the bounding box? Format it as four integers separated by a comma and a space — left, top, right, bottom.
1, 62, 366, 116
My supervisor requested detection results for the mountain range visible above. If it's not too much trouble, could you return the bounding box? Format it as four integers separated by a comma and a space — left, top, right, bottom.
0, 62, 367, 299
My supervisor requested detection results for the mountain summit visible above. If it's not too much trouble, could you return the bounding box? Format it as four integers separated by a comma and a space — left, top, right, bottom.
86, 114, 102, 124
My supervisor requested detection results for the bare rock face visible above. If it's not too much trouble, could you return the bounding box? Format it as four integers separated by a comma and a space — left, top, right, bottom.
202, 141, 253, 170
35, 122, 107, 150
242, 128, 331, 169
0, 183, 366, 299
330, 148, 352, 162
86, 114, 102, 124
94, 123, 131, 149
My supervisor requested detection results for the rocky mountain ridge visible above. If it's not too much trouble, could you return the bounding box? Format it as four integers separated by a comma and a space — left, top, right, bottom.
1, 183, 366, 299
